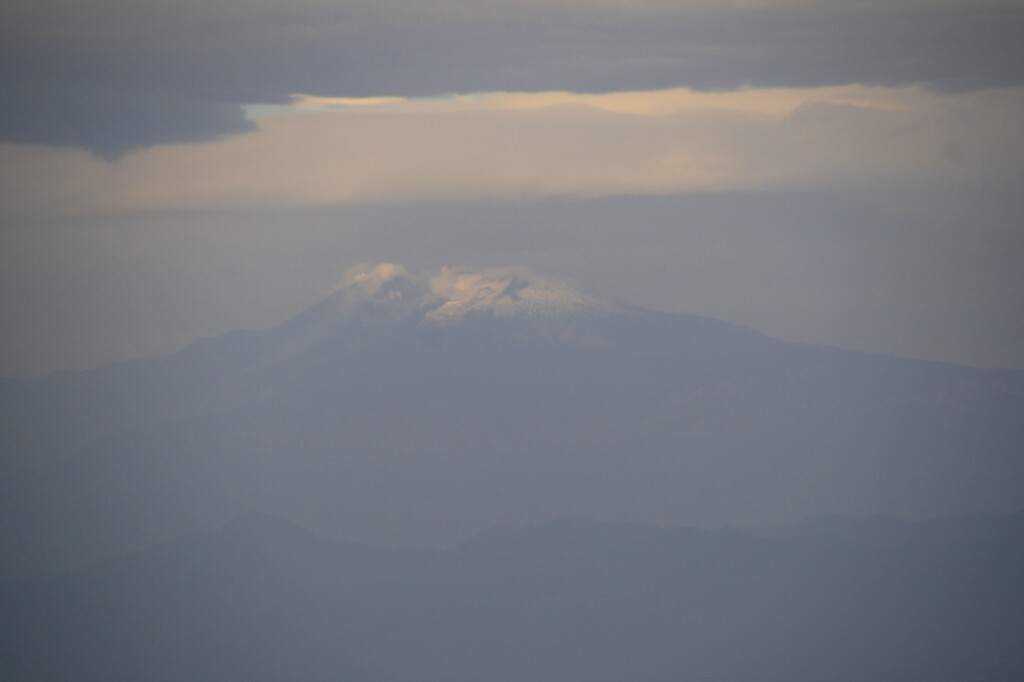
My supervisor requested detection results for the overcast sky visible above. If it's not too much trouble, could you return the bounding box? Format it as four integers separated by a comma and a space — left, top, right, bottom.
2, 0, 1023, 377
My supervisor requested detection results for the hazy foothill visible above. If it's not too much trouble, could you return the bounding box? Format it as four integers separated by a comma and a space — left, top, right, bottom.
4, 511, 1023, 681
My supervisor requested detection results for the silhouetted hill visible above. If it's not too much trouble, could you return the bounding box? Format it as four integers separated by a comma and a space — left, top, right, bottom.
2, 513, 1022, 681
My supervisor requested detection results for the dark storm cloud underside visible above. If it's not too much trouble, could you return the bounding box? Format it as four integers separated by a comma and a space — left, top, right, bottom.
2, 3, 1023, 155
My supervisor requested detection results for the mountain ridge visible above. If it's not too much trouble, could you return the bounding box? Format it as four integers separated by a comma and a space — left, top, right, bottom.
19, 262, 1021, 386
2, 263, 1023, 578
4, 510, 1023, 682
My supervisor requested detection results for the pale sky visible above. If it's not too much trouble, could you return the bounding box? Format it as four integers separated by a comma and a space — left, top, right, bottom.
1, 0, 1023, 376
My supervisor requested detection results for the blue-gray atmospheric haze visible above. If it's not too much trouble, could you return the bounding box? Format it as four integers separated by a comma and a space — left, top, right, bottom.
4, 512, 1024, 681
3, 192, 1023, 378
3, 1, 1024, 679
2, 270, 1023, 681
1, 0, 1023, 376
3, 268, 1023, 575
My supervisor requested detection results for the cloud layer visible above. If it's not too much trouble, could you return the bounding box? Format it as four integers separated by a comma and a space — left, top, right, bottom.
3, 85, 1021, 214
3, 0, 1023, 154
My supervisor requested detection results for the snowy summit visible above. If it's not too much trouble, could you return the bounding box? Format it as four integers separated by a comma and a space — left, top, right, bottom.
424, 266, 618, 324
332, 263, 620, 324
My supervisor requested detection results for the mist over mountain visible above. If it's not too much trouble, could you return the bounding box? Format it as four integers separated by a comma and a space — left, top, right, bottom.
2, 263, 1023, 578
3, 512, 1023, 682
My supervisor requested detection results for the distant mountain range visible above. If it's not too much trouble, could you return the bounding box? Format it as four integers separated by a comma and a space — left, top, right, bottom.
2, 264, 1023, 577
3, 511, 1023, 681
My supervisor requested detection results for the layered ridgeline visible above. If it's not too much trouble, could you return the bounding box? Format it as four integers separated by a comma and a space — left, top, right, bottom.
2, 264, 1023, 577
3, 512, 1023, 681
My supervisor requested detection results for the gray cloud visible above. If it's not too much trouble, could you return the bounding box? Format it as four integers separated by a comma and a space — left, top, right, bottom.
1, 86, 257, 160
2, 0, 1023, 155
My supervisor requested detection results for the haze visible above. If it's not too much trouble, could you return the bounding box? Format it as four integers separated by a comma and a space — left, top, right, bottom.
2, 0, 1023, 679
1, 0, 1023, 377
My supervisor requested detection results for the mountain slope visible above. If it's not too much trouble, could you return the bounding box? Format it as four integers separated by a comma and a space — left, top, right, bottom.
2, 264, 1023, 577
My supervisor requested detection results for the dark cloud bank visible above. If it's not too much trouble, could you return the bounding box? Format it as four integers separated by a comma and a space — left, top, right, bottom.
3, 0, 1024, 155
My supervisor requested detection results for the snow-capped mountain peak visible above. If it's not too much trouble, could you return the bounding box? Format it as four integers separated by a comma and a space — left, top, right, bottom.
424, 266, 618, 324
324, 263, 620, 325
334, 262, 421, 306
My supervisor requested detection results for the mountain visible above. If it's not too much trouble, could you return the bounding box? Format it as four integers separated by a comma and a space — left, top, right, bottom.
2, 263, 1024, 577
3, 512, 1023, 682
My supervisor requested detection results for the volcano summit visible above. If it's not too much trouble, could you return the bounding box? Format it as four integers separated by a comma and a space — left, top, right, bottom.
2, 264, 1022, 577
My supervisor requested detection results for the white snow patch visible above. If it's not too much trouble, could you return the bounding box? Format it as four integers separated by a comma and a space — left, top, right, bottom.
332, 263, 420, 304
425, 266, 616, 324
327, 263, 619, 324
